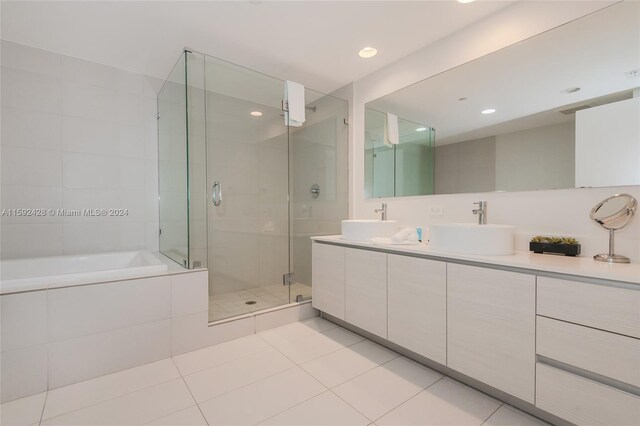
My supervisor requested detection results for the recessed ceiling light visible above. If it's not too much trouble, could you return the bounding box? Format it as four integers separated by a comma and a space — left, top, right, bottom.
458, 97, 468, 102
250, 111, 263, 117
358, 47, 378, 58
481, 108, 496, 115
416, 127, 428, 132
564, 87, 581, 93
458, 0, 475, 3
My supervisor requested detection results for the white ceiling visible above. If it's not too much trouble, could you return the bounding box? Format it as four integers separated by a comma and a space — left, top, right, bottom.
0, 0, 514, 94
368, 1, 640, 145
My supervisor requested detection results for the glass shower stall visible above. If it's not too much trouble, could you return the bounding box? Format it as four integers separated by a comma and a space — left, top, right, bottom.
158, 50, 348, 323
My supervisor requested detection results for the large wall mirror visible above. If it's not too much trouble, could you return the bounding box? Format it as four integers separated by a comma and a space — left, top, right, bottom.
365, 2, 640, 198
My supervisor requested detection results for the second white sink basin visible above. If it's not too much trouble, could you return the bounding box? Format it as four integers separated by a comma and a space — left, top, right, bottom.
342, 220, 398, 242
429, 223, 515, 256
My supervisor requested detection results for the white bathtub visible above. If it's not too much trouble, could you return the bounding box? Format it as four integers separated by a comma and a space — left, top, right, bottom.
0, 251, 169, 294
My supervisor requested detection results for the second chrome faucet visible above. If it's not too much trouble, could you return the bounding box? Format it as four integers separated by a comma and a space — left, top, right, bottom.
473, 201, 487, 225
375, 203, 388, 221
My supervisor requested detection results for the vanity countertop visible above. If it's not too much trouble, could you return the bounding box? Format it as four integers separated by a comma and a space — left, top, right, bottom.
312, 235, 640, 285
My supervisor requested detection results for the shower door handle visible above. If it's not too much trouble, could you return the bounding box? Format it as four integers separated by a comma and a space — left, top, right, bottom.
212, 181, 222, 206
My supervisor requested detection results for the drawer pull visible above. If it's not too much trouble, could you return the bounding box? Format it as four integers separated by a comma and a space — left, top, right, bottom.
537, 355, 640, 397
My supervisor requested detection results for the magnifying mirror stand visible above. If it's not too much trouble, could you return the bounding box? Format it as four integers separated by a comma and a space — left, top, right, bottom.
594, 228, 630, 263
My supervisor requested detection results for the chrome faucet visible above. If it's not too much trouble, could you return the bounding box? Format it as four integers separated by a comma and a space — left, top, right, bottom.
375, 203, 388, 221
472, 201, 487, 225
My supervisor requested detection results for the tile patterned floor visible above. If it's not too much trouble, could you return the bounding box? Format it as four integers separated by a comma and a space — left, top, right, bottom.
1, 317, 551, 426
208, 283, 312, 322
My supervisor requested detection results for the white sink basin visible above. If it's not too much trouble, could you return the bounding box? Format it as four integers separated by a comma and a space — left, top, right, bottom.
429, 223, 515, 256
341, 220, 398, 242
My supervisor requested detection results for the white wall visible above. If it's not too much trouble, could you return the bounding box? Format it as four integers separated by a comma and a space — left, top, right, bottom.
433, 122, 575, 194
495, 122, 575, 192
575, 97, 640, 187
350, 1, 640, 261
434, 136, 495, 195
0, 41, 162, 259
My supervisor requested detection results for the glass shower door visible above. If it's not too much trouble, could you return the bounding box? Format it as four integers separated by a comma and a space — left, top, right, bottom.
205, 55, 291, 322
158, 52, 188, 267
289, 89, 349, 301
158, 50, 207, 270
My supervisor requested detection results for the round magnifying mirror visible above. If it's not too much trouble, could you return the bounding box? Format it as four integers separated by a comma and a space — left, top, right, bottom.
590, 193, 637, 263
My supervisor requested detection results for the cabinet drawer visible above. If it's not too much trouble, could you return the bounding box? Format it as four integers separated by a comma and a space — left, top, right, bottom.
537, 276, 640, 338
537, 316, 640, 387
536, 363, 640, 426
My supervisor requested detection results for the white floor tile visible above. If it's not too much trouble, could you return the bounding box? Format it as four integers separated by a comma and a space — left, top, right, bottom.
183, 347, 295, 403
145, 406, 207, 425
484, 405, 550, 426
301, 340, 397, 388
41, 378, 195, 426
2, 321, 546, 426
208, 284, 313, 323
42, 359, 180, 420
333, 356, 443, 421
258, 317, 337, 346
198, 367, 325, 425
259, 391, 369, 426
376, 378, 501, 426
0, 392, 46, 426
268, 326, 364, 364
172, 334, 271, 376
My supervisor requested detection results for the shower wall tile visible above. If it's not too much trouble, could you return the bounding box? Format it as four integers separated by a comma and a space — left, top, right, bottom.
119, 222, 147, 248
62, 116, 117, 156
1, 66, 62, 114
116, 93, 148, 125
61, 222, 122, 253
118, 124, 147, 159
0, 40, 160, 259
0, 223, 64, 258
146, 221, 160, 252
0, 186, 63, 224
61, 55, 120, 89
61, 81, 117, 121
0, 145, 63, 187
61, 222, 147, 255
1, 108, 63, 151
62, 152, 121, 189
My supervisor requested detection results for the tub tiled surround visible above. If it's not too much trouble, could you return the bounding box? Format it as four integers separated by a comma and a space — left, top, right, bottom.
0, 269, 316, 403
0, 40, 161, 259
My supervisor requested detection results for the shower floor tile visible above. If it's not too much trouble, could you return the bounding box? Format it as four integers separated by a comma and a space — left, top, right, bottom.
5, 317, 552, 426
208, 283, 312, 322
